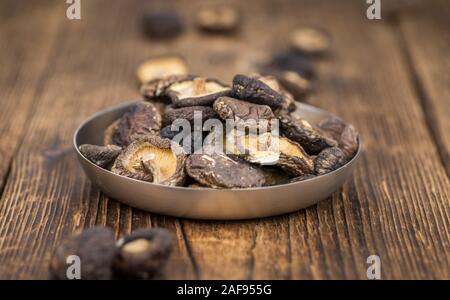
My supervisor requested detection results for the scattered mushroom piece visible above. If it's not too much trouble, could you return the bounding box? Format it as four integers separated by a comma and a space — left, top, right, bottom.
264, 51, 315, 79
261, 68, 313, 101
196, 6, 240, 33
49, 227, 117, 280
136, 56, 188, 84
113, 228, 173, 279
141, 11, 184, 40
290, 27, 331, 55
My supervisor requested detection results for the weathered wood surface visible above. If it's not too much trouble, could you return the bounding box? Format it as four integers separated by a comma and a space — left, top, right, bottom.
395, 0, 450, 176
0, 0, 448, 279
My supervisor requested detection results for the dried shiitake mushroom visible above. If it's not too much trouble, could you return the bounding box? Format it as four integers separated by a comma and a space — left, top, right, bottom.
196, 6, 240, 33
261, 68, 312, 101
103, 119, 120, 146
262, 167, 290, 186
264, 51, 315, 79
248, 73, 296, 115
185, 153, 266, 188
338, 123, 359, 160
140, 74, 195, 101
226, 131, 314, 176
79, 144, 122, 169
49, 227, 117, 280
136, 56, 188, 84
83, 70, 359, 189
290, 27, 331, 55
280, 115, 337, 155
317, 116, 347, 141
277, 137, 315, 176
163, 105, 218, 126
277, 90, 297, 116
104, 101, 161, 148
231, 74, 283, 109
314, 146, 345, 175
111, 136, 186, 186
159, 126, 203, 154
167, 77, 231, 107
318, 116, 359, 160
160, 125, 184, 140
213, 96, 275, 127
141, 11, 184, 39
249, 73, 282, 92
113, 228, 173, 279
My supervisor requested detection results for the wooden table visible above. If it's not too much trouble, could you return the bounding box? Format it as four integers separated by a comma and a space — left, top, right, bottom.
0, 0, 448, 280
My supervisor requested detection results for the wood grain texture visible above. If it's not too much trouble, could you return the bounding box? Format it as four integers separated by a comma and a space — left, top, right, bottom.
0, 1, 62, 192
0, 0, 448, 280
394, 0, 450, 176
0, 0, 196, 279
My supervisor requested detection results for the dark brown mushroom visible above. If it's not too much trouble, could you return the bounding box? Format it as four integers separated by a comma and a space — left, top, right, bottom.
79, 144, 122, 169
231, 74, 283, 109
213, 96, 275, 130
111, 136, 186, 185
318, 116, 359, 161
314, 146, 346, 175
163, 105, 218, 126
280, 115, 337, 155
104, 101, 162, 148
185, 153, 266, 188
49, 227, 117, 280
140, 74, 195, 101
113, 228, 173, 279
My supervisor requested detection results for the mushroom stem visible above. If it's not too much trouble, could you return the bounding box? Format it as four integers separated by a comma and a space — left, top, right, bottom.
140, 158, 161, 183
193, 78, 206, 95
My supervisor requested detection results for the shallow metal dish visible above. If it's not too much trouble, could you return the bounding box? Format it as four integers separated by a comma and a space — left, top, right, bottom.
74, 101, 361, 220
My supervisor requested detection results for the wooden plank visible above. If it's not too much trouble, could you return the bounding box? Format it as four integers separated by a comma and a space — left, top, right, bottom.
0, 1, 62, 192
0, 0, 448, 280
395, 0, 450, 175
296, 0, 449, 279
0, 0, 196, 279
178, 0, 449, 279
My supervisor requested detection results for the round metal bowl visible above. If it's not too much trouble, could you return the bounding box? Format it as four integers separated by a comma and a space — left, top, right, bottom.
74, 101, 361, 220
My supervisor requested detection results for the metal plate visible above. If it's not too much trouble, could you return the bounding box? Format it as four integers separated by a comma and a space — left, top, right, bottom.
73, 101, 361, 220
